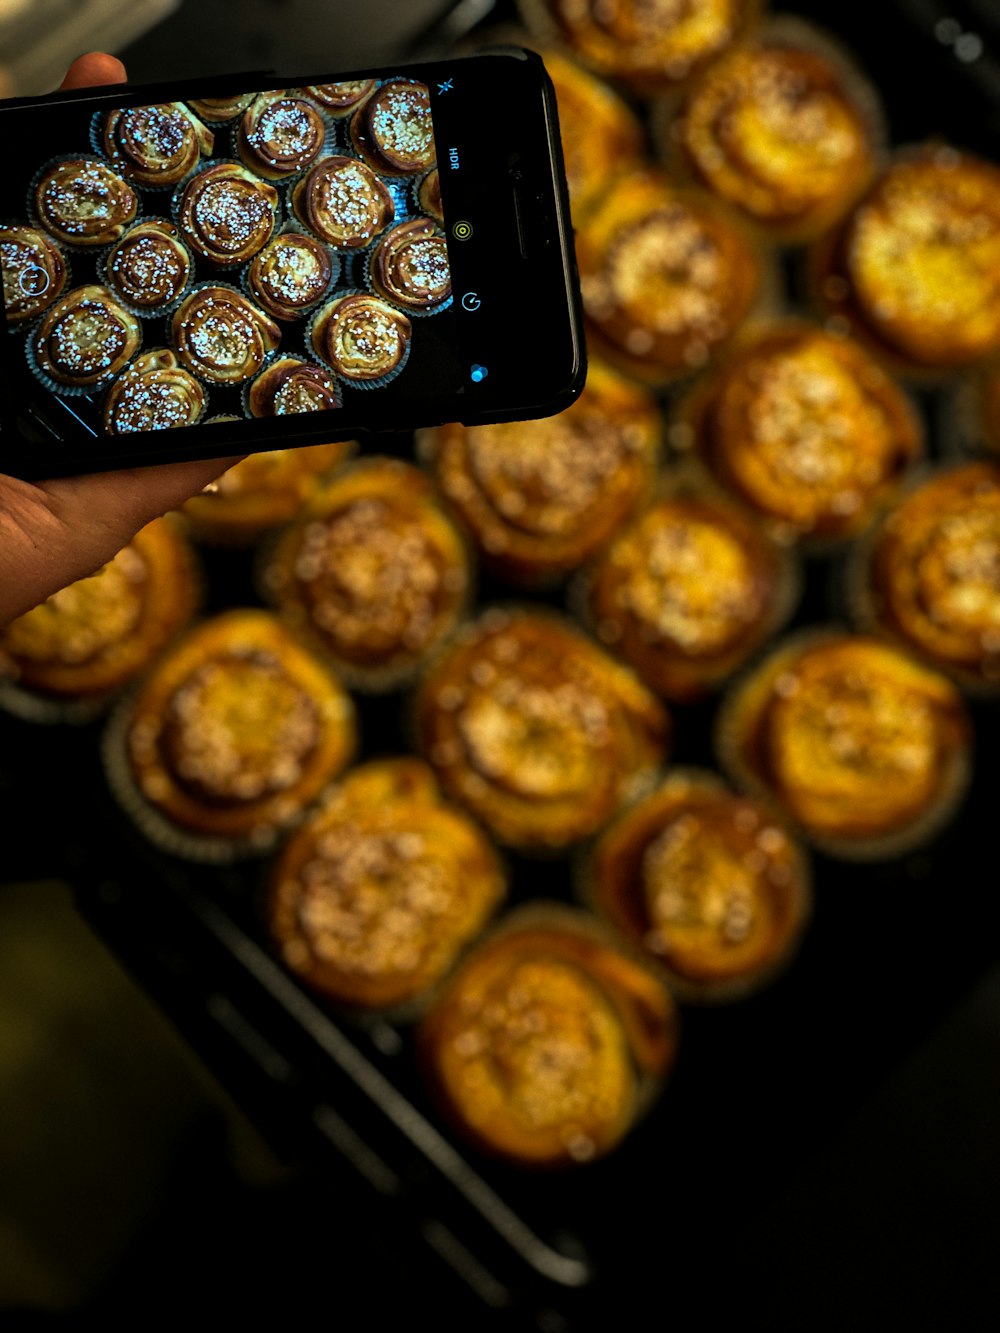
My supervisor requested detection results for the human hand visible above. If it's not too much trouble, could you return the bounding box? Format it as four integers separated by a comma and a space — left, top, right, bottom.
0, 53, 244, 625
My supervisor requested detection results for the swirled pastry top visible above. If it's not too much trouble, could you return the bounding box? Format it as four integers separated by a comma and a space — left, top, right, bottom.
721, 633, 970, 852
269, 758, 505, 1009
691, 324, 923, 541
186, 93, 255, 123
0, 223, 67, 326
415, 609, 670, 850
304, 80, 377, 115
675, 39, 876, 236
103, 347, 205, 434
290, 155, 394, 248
587, 491, 789, 700
246, 231, 335, 321
310, 292, 411, 384
419, 908, 678, 1166
104, 219, 192, 312
0, 518, 196, 700
266, 459, 468, 686
246, 356, 341, 416
866, 463, 1000, 686
426, 360, 660, 581
32, 283, 141, 388
33, 157, 137, 247
817, 148, 1000, 369
176, 161, 279, 265
591, 772, 809, 996
237, 90, 327, 180
126, 610, 355, 841
182, 440, 350, 539
577, 169, 759, 383
526, 0, 751, 91
100, 102, 214, 188
350, 78, 435, 176
172, 286, 280, 384
543, 50, 645, 219
369, 218, 451, 312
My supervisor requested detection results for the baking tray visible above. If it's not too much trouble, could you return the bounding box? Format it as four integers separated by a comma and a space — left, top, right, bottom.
3, 0, 999, 1324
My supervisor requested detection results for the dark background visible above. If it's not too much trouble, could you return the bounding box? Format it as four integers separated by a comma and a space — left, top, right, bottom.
2, 2, 999, 1329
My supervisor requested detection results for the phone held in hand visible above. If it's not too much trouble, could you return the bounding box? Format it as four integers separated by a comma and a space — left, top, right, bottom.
0, 49, 585, 480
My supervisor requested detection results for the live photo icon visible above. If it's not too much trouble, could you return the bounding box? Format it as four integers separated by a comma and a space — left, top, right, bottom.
470, 364, 489, 383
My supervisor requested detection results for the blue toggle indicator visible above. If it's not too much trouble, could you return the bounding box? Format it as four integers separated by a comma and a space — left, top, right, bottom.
470, 364, 489, 382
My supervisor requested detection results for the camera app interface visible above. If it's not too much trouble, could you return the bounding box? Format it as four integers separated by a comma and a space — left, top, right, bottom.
0, 78, 459, 440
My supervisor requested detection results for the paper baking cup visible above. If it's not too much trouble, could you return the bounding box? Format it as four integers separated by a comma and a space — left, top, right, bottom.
241, 222, 341, 321
171, 159, 282, 269
410, 168, 444, 224
306, 289, 411, 391
27, 153, 138, 250
0, 680, 115, 726
101, 692, 291, 864
98, 217, 196, 321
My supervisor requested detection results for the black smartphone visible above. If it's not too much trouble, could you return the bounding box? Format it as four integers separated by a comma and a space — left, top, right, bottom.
0, 48, 584, 480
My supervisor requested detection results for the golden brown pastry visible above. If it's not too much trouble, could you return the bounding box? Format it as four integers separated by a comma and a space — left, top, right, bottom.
100, 102, 214, 188
419, 906, 678, 1167
303, 80, 377, 116
424, 360, 660, 583
416, 167, 444, 224
686, 323, 923, 543
265, 459, 469, 689
673, 36, 877, 240
576, 168, 759, 384
31, 284, 141, 390
236, 90, 328, 181
172, 285, 281, 384
269, 758, 506, 1010
187, 93, 255, 123
543, 50, 645, 219
859, 463, 1000, 689
350, 78, 435, 177
368, 218, 451, 314
309, 292, 411, 387
590, 770, 810, 1000
117, 609, 355, 852
245, 231, 336, 321
290, 155, 394, 249
103, 347, 206, 433
522, 0, 754, 92
175, 161, 279, 266
0, 518, 197, 702
245, 356, 341, 416
415, 609, 670, 850
0, 223, 68, 328
585, 487, 793, 701
32, 156, 138, 248
103, 219, 192, 314
181, 440, 351, 543
718, 632, 971, 856
814, 147, 1000, 370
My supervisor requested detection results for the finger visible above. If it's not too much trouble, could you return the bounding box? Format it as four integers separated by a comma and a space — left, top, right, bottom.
59, 52, 127, 90
39, 454, 247, 552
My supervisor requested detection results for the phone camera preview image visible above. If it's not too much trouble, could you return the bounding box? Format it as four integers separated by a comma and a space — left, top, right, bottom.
0, 79, 455, 440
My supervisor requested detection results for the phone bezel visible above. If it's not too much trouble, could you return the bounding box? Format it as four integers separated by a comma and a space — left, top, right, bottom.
0, 49, 585, 480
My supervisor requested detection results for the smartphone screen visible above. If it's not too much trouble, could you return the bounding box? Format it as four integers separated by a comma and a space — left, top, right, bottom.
0, 51, 584, 479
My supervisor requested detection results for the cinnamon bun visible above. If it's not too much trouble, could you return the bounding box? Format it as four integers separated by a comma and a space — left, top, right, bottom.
236, 90, 327, 181
245, 356, 341, 416
415, 608, 670, 850
368, 218, 451, 315
172, 285, 281, 385
309, 291, 411, 387
102, 347, 206, 433
303, 81, 377, 117
99, 102, 214, 188
0, 223, 68, 328
290, 155, 394, 250
103, 219, 192, 315
33, 156, 137, 248
246, 230, 336, 321
175, 161, 279, 266
31, 283, 140, 390
269, 758, 505, 1010
350, 78, 435, 177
